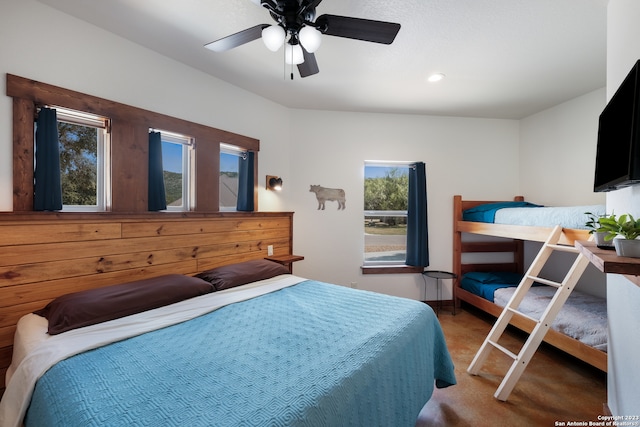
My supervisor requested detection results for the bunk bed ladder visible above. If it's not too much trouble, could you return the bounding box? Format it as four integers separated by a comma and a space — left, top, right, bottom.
466, 225, 592, 401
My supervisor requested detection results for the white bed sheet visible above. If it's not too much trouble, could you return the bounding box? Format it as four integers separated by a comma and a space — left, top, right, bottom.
494, 204, 605, 229
0, 274, 305, 427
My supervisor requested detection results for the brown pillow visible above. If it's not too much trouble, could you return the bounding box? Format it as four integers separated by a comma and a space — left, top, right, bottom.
35, 274, 214, 335
195, 259, 290, 291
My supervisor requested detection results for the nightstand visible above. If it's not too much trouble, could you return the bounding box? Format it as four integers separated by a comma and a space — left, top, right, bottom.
265, 254, 304, 273
422, 270, 457, 316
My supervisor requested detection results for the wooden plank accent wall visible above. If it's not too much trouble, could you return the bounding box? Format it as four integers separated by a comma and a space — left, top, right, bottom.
12, 98, 35, 212
0, 211, 294, 395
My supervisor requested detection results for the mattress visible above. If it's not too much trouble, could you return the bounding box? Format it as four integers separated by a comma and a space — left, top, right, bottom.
1, 275, 456, 427
461, 273, 607, 352
463, 202, 605, 229
494, 286, 607, 352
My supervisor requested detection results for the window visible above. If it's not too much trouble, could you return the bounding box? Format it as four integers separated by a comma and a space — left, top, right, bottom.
157, 130, 194, 211
219, 143, 246, 211
364, 161, 411, 265
11, 74, 261, 213
56, 107, 110, 212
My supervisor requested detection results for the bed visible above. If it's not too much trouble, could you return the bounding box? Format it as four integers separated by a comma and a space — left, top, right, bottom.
0, 260, 456, 427
453, 195, 607, 372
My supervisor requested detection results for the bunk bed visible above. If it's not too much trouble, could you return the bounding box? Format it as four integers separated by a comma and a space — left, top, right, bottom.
453, 195, 608, 372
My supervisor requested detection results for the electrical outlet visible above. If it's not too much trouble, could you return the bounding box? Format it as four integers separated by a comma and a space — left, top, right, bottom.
267, 245, 274, 256
350, 282, 357, 288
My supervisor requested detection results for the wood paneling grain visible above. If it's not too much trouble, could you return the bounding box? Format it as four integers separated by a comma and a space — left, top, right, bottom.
0, 212, 294, 389
111, 120, 148, 212
12, 98, 35, 211
0, 222, 121, 245
120, 217, 289, 238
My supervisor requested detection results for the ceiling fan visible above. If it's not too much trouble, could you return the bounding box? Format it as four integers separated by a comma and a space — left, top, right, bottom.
204, 0, 401, 78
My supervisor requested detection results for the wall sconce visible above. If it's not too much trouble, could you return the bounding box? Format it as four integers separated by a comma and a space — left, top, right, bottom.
266, 175, 283, 191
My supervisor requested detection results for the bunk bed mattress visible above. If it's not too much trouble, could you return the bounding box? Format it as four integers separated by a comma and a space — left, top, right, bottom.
495, 205, 604, 228
494, 286, 607, 352
463, 202, 604, 228
460, 274, 606, 352
2, 276, 456, 427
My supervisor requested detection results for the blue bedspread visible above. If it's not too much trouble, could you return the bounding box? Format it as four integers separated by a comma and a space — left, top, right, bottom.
462, 201, 541, 222
25, 280, 456, 427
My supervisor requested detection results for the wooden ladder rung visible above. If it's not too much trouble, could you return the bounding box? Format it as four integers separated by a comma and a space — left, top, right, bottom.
526, 275, 562, 288
547, 243, 579, 253
487, 340, 518, 360
506, 307, 539, 324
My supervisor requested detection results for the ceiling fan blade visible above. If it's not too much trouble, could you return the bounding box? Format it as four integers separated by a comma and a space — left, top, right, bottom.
298, 48, 319, 78
204, 24, 269, 52
315, 14, 401, 44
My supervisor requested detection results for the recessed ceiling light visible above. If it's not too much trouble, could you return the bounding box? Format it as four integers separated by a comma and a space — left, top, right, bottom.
427, 73, 446, 83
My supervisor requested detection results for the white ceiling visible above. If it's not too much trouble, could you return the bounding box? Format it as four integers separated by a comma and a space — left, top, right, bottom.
36, 0, 608, 119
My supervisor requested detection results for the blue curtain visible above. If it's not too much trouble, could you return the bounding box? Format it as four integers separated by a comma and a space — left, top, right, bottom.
406, 162, 429, 267
34, 107, 63, 211
148, 131, 167, 211
236, 151, 255, 211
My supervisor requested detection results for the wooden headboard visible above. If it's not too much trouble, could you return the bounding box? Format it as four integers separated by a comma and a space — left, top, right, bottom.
0, 211, 294, 393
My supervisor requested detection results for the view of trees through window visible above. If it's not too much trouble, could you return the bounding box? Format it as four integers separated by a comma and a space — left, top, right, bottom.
219, 148, 241, 210
58, 122, 99, 206
56, 122, 240, 212
364, 164, 410, 263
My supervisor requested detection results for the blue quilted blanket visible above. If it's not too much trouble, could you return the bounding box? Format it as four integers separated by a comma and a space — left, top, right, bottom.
463, 201, 541, 223
25, 280, 456, 427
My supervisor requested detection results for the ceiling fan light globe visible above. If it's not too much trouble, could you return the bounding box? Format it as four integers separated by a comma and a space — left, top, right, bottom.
262, 25, 285, 52
285, 43, 304, 65
299, 26, 322, 53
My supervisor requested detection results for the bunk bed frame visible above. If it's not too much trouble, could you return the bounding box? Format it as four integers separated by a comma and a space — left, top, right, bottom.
452, 195, 607, 372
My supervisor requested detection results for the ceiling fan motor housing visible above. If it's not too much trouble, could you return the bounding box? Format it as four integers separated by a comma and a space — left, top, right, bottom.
262, 0, 318, 35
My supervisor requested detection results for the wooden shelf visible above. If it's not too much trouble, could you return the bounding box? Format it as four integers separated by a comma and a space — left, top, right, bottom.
575, 240, 640, 287
265, 254, 304, 273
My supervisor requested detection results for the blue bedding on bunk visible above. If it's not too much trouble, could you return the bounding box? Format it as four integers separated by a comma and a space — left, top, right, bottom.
460, 271, 523, 302
462, 201, 542, 223
25, 280, 456, 427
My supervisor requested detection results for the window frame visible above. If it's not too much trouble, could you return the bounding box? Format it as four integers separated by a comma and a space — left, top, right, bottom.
361, 160, 423, 274
52, 106, 111, 213
219, 143, 247, 212
155, 129, 195, 212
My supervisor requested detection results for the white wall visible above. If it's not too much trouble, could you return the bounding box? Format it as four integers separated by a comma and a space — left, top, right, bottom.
605, 0, 640, 415
287, 109, 520, 299
286, 88, 607, 301
520, 88, 606, 206
0, 0, 292, 213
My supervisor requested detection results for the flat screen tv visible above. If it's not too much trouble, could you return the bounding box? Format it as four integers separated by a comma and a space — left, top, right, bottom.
594, 59, 640, 192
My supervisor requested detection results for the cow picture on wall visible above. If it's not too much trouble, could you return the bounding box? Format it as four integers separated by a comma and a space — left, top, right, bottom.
309, 185, 346, 210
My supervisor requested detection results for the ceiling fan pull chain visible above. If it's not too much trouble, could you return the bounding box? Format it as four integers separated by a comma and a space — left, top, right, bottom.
289, 45, 294, 80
